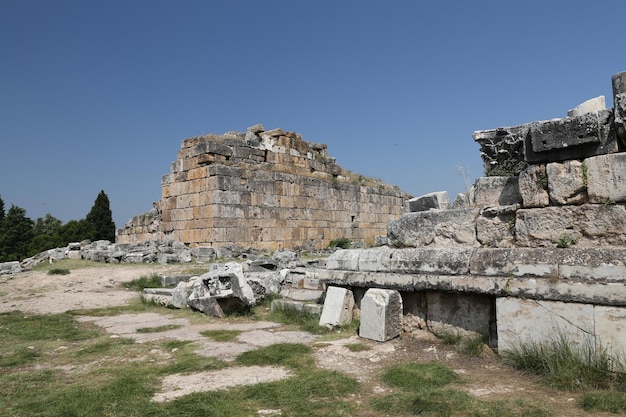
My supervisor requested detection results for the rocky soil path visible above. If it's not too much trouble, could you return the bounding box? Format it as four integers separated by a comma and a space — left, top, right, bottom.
0, 264, 614, 416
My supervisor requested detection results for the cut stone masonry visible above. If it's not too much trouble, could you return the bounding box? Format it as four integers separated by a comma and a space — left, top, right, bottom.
117, 125, 409, 251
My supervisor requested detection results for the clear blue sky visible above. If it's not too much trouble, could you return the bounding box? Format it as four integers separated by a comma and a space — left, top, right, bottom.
2, 0, 624, 228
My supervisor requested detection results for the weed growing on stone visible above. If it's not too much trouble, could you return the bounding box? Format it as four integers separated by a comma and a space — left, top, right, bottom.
555, 233, 577, 248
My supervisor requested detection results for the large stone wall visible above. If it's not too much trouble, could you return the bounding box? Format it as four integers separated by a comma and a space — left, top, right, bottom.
117, 124, 409, 250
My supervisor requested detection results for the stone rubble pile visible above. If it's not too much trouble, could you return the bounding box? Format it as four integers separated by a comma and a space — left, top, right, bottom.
142, 250, 326, 317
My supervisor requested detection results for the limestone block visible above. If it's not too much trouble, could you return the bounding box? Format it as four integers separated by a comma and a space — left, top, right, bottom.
497, 298, 595, 352
546, 160, 587, 205
518, 165, 549, 208
471, 177, 521, 207
452, 193, 469, 209
426, 292, 491, 337
476, 213, 515, 247
585, 153, 626, 203
594, 306, 626, 357
319, 286, 355, 328
556, 248, 626, 283
515, 205, 626, 247
359, 288, 403, 342
408, 191, 450, 212
567, 95, 606, 117
469, 248, 559, 278
326, 249, 360, 271
526, 110, 617, 163
387, 248, 472, 275
386, 208, 479, 248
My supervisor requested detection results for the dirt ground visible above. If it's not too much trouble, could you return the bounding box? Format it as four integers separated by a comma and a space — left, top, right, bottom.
0, 265, 616, 416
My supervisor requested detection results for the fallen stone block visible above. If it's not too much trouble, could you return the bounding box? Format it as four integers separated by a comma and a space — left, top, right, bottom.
359, 288, 402, 342
408, 191, 450, 212
319, 286, 354, 328
188, 296, 224, 318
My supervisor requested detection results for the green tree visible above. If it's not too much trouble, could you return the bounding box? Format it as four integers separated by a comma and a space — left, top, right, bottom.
58, 219, 95, 244
0, 195, 5, 224
0, 205, 34, 262
85, 190, 116, 241
29, 213, 65, 254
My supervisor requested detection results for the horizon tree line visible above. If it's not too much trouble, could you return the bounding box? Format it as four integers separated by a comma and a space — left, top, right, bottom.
0, 190, 116, 262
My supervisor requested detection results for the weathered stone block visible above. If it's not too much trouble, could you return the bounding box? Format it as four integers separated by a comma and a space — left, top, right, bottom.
546, 160, 587, 205
585, 153, 626, 203
469, 248, 559, 278
387, 209, 479, 248
473, 125, 528, 177
408, 191, 449, 212
526, 110, 617, 163
388, 248, 472, 275
518, 165, 549, 208
471, 177, 521, 207
515, 205, 626, 247
359, 288, 402, 342
497, 298, 626, 356
476, 213, 515, 247
319, 286, 354, 328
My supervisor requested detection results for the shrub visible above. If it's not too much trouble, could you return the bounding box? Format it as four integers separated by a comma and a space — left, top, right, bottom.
328, 237, 351, 249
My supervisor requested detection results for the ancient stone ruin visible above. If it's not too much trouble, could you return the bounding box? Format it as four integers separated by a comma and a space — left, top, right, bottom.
319, 71, 626, 353
117, 124, 409, 251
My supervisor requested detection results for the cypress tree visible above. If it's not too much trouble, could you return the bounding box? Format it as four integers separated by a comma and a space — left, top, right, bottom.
85, 190, 116, 242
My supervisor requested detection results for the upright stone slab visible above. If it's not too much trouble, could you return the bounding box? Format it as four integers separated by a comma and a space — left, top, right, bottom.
319, 286, 355, 328
359, 288, 403, 342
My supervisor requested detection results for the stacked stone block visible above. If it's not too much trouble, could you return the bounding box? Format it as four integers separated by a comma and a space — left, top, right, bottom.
119, 125, 409, 250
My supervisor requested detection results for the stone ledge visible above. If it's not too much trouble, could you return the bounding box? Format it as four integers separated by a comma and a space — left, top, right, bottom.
316, 269, 626, 306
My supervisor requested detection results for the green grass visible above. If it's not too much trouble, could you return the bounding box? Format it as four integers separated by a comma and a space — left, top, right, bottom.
200, 329, 242, 342
346, 342, 371, 352
578, 390, 626, 413
382, 362, 458, 392
502, 333, 626, 391
268, 305, 360, 337
236, 343, 312, 369
435, 331, 486, 356
136, 324, 183, 333
373, 362, 554, 417
123, 273, 164, 290
47, 267, 70, 275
